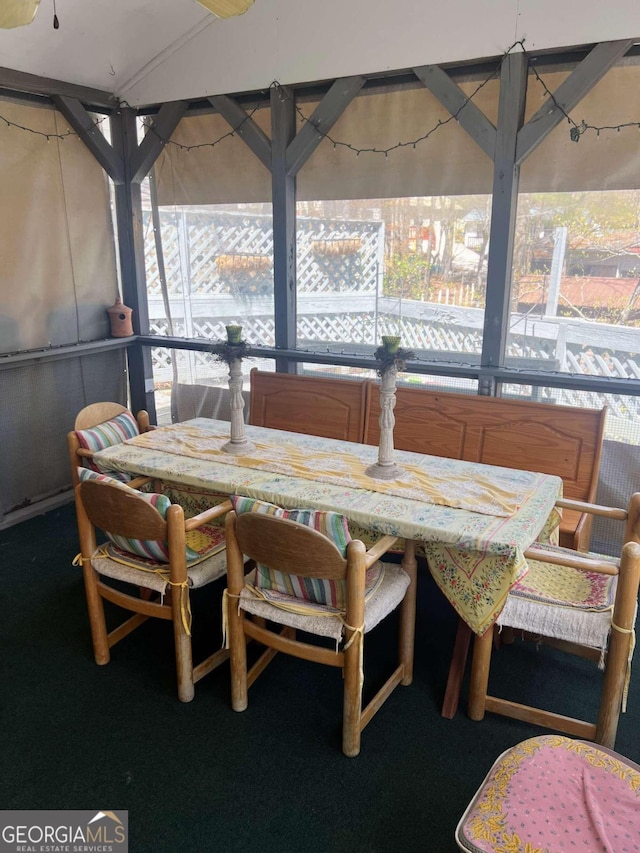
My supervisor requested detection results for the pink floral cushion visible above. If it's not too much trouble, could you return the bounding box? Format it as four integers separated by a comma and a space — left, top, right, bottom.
456, 735, 640, 852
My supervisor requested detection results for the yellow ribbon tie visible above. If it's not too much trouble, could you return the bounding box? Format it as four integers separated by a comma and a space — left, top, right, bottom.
166, 578, 192, 636
72, 549, 192, 637
342, 622, 365, 692
611, 621, 636, 713
221, 588, 234, 649
72, 546, 110, 567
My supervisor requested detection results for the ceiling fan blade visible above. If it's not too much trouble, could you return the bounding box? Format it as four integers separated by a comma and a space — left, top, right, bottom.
196, 0, 255, 18
0, 0, 41, 28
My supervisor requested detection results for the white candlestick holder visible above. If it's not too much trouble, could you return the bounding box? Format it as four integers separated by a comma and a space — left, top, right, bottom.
366, 359, 402, 480
222, 355, 255, 455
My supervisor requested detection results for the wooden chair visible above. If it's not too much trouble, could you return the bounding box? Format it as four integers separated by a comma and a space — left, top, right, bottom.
68, 402, 152, 487
224, 507, 417, 756
75, 476, 231, 701
443, 495, 640, 749
249, 368, 368, 442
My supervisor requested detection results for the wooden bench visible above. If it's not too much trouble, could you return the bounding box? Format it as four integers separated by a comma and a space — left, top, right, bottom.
248, 369, 368, 443
246, 370, 606, 550
364, 385, 607, 550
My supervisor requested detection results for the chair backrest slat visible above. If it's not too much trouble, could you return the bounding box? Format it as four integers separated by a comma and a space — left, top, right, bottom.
235, 513, 347, 579
74, 402, 129, 431
79, 480, 167, 541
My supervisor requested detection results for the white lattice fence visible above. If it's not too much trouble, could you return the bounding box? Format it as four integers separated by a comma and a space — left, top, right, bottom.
144, 212, 183, 296
508, 333, 557, 360
297, 313, 376, 343
383, 317, 483, 353
145, 209, 640, 423
145, 210, 384, 300
296, 219, 383, 294
558, 348, 640, 418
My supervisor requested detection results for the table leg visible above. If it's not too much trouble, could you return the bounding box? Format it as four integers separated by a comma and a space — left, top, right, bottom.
441, 618, 472, 719
468, 626, 493, 721
399, 539, 417, 685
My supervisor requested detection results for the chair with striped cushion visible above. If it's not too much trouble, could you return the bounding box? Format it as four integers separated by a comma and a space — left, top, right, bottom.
224, 497, 417, 757
75, 474, 231, 701
461, 494, 640, 749
67, 402, 153, 487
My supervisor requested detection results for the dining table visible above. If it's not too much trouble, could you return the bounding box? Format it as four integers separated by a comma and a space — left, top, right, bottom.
92, 417, 563, 640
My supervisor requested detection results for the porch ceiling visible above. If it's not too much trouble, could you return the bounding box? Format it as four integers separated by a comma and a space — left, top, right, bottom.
0, 1, 639, 108
0, 0, 214, 96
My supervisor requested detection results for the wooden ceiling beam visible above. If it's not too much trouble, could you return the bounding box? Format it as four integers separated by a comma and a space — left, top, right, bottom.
208, 94, 272, 170
413, 63, 497, 160
53, 94, 124, 183
131, 100, 188, 182
0, 66, 116, 109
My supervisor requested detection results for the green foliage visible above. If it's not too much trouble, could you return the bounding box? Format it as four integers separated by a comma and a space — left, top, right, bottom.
383, 253, 432, 299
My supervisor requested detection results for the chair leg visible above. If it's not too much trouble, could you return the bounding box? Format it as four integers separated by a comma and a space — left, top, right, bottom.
596, 622, 633, 749
441, 618, 472, 719
82, 567, 110, 665
399, 540, 417, 685
596, 543, 640, 748
172, 590, 195, 703
468, 627, 493, 721
228, 599, 249, 712
342, 633, 363, 757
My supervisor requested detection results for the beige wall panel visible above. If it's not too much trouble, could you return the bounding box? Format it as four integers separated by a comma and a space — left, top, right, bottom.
0, 101, 118, 352
56, 116, 119, 336
521, 64, 640, 192
154, 62, 640, 206
297, 83, 498, 201
155, 106, 272, 205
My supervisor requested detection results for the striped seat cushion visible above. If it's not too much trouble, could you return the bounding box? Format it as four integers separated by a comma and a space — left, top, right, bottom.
231, 496, 383, 611
79, 469, 224, 565
75, 410, 140, 481
105, 525, 227, 572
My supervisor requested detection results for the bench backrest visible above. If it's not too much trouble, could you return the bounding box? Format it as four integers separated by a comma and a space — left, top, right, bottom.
247, 372, 606, 547
364, 384, 607, 503
248, 369, 368, 443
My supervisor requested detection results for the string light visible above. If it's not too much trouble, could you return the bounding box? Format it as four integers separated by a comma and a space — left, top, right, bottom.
141, 97, 269, 153
138, 38, 640, 156
280, 58, 503, 159
1, 40, 638, 149
527, 56, 640, 143
137, 41, 506, 158
1, 333, 623, 389
0, 113, 107, 142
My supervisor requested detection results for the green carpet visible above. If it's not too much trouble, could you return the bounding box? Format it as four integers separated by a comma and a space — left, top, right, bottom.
1, 504, 638, 852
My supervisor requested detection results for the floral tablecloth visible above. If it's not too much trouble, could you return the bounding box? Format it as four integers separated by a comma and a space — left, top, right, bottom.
94, 418, 563, 635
